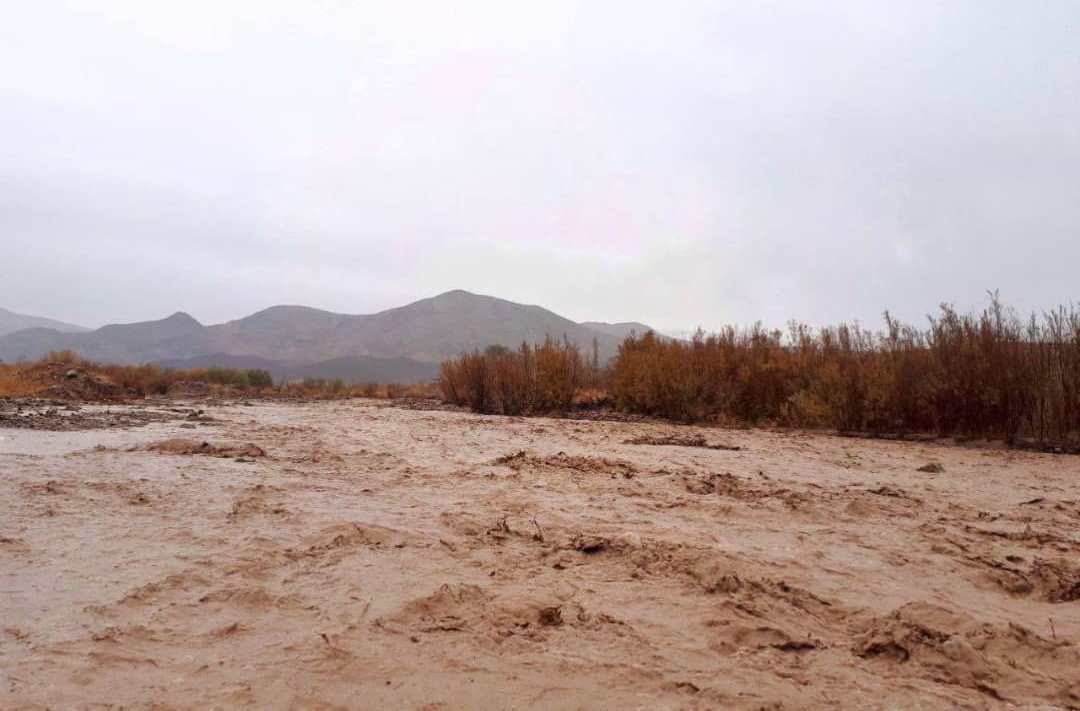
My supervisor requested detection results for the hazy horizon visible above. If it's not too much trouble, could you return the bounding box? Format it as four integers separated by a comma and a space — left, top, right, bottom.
6, 285, 1073, 340
3, 1, 1078, 332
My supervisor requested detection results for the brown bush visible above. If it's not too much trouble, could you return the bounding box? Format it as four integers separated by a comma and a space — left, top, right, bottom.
605, 295, 1080, 444
0, 352, 439, 402
439, 337, 586, 415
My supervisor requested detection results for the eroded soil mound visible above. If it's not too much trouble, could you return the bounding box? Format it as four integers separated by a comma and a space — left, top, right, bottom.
493, 450, 637, 477
624, 433, 742, 450
144, 438, 267, 458
1, 361, 133, 401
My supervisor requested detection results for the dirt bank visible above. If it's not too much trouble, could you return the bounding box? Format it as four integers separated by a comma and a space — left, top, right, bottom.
2, 400, 1078, 709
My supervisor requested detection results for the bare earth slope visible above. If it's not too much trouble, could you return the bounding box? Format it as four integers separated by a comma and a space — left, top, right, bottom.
2, 402, 1078, 709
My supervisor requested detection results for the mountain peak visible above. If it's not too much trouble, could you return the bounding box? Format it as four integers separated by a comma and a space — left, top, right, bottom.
254, 304, 334, 316
431, 289, 479, 302
229, 305, 347, 330
0, 307, 89, 337
165, 311, 200, 324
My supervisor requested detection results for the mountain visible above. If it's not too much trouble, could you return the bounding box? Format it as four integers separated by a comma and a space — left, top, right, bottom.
0, 312, 206, 365
319, 289, 623, 363
189, 290, 635, 364
0, 290, 657, 377
578, 321, 655, 339
0, 307, 87, 337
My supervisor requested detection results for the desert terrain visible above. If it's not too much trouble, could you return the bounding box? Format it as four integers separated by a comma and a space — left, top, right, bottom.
2, 399, 1078, 709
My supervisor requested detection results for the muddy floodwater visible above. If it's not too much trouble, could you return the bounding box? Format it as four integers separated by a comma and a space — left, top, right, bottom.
2, 400, 1079, 709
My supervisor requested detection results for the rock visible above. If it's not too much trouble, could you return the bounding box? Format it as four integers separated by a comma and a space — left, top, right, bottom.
538, 606, 563, 627
570, 534, 608, 554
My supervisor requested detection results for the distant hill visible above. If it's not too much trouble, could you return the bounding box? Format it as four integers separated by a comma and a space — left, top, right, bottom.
578, 321, 655, 339
0, 290, 657, 376
0, 307, 87, 337
0, 312, 205, 365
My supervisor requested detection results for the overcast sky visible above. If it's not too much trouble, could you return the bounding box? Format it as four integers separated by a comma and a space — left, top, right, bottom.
2, 1, 1078, 332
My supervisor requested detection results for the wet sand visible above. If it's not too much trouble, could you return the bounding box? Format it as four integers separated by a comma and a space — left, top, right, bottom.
2, 400, 1078, 709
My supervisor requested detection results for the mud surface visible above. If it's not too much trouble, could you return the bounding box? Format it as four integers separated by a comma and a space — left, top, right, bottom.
2, 400, 1078, 709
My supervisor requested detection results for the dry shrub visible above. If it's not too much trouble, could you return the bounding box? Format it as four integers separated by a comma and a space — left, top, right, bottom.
98, 363, 177, 395
440, 337, 587, 415
272, 378, 437, 400
399, 381, 440, 399
272, 379, 432, 400
0, 352, 436, 402
605, 295, 1080, 444
45, 349, 85, 365
0, 362, 40, 397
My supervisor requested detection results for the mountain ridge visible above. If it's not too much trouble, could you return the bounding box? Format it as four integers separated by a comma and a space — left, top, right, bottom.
0, 307, 88, 337
0, 290, 656, 380
578, 321, 655, 340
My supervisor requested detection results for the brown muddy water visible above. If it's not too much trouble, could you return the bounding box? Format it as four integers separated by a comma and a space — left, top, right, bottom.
2, 400, 1078, 709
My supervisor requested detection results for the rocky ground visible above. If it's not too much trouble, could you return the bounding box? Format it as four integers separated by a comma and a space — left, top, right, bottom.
1, 399, 1078, 709
0, 398, 212, 431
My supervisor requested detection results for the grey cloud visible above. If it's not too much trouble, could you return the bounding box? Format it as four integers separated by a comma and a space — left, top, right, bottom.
2, 0, 1077, 330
